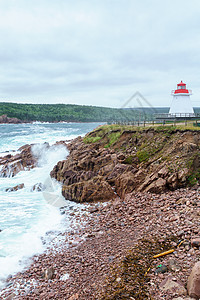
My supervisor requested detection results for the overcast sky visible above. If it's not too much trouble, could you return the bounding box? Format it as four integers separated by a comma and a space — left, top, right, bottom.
0, 0, 200, 108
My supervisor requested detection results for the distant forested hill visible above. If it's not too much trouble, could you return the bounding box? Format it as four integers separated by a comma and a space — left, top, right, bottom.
0, 102, 175, 122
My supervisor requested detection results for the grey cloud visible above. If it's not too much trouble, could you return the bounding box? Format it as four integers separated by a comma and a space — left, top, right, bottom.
0, 0, 200, 107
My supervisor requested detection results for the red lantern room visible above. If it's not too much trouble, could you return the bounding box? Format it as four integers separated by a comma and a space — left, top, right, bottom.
173, 80, 190, 94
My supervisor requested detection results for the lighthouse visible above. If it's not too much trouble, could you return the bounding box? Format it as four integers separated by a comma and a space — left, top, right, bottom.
169, 81, 194, 116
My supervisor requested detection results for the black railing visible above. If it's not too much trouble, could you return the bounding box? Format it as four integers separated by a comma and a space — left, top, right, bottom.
155, 113, 200, 119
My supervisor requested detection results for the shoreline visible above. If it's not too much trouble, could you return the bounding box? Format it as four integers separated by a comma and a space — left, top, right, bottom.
1, 125, 200, 299
0, 189, 200, 299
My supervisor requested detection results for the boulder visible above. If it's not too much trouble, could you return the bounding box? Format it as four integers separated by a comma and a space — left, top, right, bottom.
160, 276, 187, 296
187, 261, 200, 299
62, 176, 115, 203
137, 173, 158, 192
106, 163, 136, 185
144, 178, 167, 193
115, 171, 137, 198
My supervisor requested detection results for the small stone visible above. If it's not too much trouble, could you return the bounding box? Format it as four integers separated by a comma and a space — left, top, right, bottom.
69, 293, 79, 300
42, 266, 54, 280
185, 245, 190, 251
155, 265, 168, 274
188, 248, 195, 255
168, 259, 181, 272
191, 237, 200, 248
177, 230, 184, 237
116, 277, 121, 282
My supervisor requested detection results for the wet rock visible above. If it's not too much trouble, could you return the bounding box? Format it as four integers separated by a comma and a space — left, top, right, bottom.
0, 144, 37, 177
31, 183, 45, 192
187, 261, 200, 299
160, 276, 187, 295
5, 183, 25, 192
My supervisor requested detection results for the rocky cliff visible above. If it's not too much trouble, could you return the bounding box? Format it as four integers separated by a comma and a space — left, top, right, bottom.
50, 125, 200, 203
0, 114, 24, 124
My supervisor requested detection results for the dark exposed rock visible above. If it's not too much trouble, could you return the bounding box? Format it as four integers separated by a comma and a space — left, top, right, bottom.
0, 143, 50, 178
155, 264, 168, 274
5, 183, 25, 192
0, 145, 37, 177
31, 183, 45, 192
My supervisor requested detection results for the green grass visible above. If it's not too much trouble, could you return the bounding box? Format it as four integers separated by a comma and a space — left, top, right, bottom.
124, 155, 134, 164
83, 136, 102, 144
187, 172, 200, 186
136, 150, 150, 162
104, 132, 122, 148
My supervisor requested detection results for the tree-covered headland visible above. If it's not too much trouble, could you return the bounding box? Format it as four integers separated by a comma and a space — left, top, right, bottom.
0, 102, 171, 123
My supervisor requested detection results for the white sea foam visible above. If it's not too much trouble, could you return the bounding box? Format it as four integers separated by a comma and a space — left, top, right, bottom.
0, 143, 68, 288
0, 122, 103, 289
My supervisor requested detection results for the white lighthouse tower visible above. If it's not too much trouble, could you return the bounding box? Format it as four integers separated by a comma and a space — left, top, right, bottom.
169, 81, 194, 116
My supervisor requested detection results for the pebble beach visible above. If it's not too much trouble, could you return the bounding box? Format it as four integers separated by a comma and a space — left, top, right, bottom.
1, 188, 200, 299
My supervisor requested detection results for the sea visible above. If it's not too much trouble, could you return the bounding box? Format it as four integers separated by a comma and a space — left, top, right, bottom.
0, 122, 103, 289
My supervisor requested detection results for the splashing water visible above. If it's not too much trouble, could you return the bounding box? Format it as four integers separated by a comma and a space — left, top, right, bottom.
0, 122, 103, 288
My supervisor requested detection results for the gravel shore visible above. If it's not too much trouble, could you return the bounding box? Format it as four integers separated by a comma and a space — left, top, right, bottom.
1, 188, 200, 299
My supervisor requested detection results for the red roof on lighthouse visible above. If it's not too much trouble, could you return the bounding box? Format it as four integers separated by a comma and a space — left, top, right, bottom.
173, 80, 190, 94
177, 80, 186, 86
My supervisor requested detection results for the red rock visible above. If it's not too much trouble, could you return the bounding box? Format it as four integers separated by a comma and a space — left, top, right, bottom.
0, 114, 23, 124
187, 261, 200, 299
159, 276, 187, 295
191, 238, 200, 248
